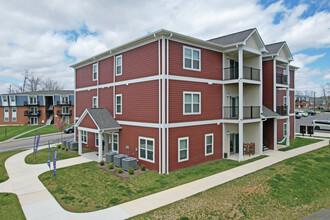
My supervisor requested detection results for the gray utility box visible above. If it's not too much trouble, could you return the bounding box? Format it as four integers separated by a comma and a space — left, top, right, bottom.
114, 154, 128, 168
106, 152, 118, 164
62, 140, 67, 147
122, 157, 138, 172
66, 140, 74, 148
70, 141, 78, 151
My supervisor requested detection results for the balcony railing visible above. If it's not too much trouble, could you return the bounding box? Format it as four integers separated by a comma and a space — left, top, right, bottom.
224, 106, 260, 119
224, 66, 260, 81
24, 101, 40, 106
276, 105, 288, 116
276, 74, 288, 84
57, 110, 72, 116
57, 101, 72, 106
24, 110, 41, 117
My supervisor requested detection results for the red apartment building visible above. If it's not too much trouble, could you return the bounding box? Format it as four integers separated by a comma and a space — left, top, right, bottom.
72, 28, 296, 174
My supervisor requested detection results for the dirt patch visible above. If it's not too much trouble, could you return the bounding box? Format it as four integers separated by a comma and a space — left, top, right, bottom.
96, 164, 148, 179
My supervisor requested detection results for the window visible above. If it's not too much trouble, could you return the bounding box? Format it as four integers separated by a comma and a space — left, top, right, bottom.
205, 133, 214, 156
2, 96, 8, 105
62, 106, 69, 114
81, 130, 87, 143
283, 96, 287, 106
10, 96, 15, 105
63, 116, 70, 124
92, 96, 98, 108
139, 137, 155, 163
61, 95, 69, 104
12, 107, 17, 122
30, 107, 38, 115
116, 55, 122, 76
93, 63, 98, 81
29, 96, 37, 104
95, 133, 99, 147
4, 107, 9, 122
183, 46, 201, 71
178, 137, 189, 162
116, 94, 122, 114
283, 123, 287, 137
183, 92, 201, 114
30, 117, 38, 125
112, 133, 119, 152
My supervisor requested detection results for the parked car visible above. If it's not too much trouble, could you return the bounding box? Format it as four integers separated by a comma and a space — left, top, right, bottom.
307, 109, 316, 115
313, 119, 330, 130
297, 111, 308, 117
64, 125, 74, 133
295, 112, 301, 119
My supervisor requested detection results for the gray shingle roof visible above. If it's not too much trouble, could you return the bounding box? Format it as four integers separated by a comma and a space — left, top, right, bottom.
87, 108, 121, 130
264, 42, 285, 56
262, 106, 280, 118
208, 28, 256, 46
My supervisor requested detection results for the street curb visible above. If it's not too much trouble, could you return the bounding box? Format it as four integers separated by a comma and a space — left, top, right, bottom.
0, 132, 72, 144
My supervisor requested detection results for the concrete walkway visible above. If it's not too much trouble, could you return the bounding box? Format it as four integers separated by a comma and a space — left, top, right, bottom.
0, 140, 328, 220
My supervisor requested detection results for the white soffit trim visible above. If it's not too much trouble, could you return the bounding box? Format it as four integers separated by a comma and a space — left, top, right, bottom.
77, 127, 98, 133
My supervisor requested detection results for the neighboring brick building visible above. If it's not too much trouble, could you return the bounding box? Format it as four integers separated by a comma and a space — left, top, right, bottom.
72, 28, 297, 174
0, 90, 74, 126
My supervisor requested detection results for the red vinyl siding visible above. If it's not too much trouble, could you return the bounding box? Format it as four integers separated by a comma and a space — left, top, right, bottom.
263, 119, 274, 150
76, 63, 97, 89
168, 124, 222, 172
169, 41, 222, 80
262, 60, 274, 110
75, 89, 97, 117
276, 89, 286, 106
290, 116, 294, 139
82, 132, 98, 151
99, 57, 114, 85
277, 119, 286, 142
290, 91, 295, 113
290, 70, 294, 89
99, 87, 114, 115
79, 113, 98, 130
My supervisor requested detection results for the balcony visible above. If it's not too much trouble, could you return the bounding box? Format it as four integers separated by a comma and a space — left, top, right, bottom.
276, 105, 288, 116
223, 66, 260, 81
24, 101, 40, 106
24, 110, 41, 117
276, 74, 288, 85
224, 106, 260, 119
57, 101, 72, 106
57, 110, 72, 116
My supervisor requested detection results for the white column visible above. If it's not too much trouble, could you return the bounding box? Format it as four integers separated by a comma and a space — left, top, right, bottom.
98, 132, 103, 162
104, 133, 109, 154
259, 55, 263, 114
161, 37, 166, 174
238, 48, 244, 162
238, 122, 244, 161
274, 119, 277, 150
259, 121, 263, 155
78, 129, 82, 155
286, 87, 290, 147
238, 48, 243, 79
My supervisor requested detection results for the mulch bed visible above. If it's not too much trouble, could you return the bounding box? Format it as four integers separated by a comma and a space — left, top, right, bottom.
96, 164, 148, 179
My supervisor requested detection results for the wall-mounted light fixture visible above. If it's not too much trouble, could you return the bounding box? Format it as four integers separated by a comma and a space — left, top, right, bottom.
227, 93, 230, 97
208, 82, 213, 85
226, 131, 230, 135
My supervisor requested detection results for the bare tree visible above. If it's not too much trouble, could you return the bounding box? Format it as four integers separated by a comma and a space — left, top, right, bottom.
42, 78, 64, 91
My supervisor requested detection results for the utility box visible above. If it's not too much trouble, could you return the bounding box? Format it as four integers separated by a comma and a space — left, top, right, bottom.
114, 154, 128, 168
70, 142, 78, 151
122, 157, 138, 172
300, 125, 306, 135
307, 126, 314, 136
62, 140, 67, 147
66, 140, 74, 148
224, 153, 228, 158
106, 152, 118, 164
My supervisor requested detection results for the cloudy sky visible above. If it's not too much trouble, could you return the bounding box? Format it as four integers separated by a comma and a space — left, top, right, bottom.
0, 0, 329, 95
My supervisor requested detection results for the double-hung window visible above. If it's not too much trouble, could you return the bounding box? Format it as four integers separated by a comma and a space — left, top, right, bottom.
116, 94, 122, 114
205, 133, 214, 156
95, 133, 99, 147
61, 95, 69, 104
29, 96, 37, 105
30, 107, 38, 115
116, 55, 122, 76
62, 106, 69, 114
283, 123, 287, 137
12, 107, 17, 122
139, 137, 155, 163
10, 96, 15, 106
81, 130, 87, 143
1, 96, 8, 106
4, 107, 9, 122
178, 137, 189, 162
92, 96, 98, 108
183, 46, 201, 71
93, 63, 98, 81
183, 92, 201, 115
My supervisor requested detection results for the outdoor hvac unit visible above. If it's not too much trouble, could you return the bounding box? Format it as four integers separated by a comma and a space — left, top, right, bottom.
66, 140, 74, 148
122, 157, 138, 172
106, 152, 118, 164
70, 141, 78, 151
114, 154, 128, 168
62, 140, 67, 147
307, 126, 314, 136
300, 125, 306, 135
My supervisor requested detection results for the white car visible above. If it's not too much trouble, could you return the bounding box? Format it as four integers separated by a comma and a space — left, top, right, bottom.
313, 120, 330, 130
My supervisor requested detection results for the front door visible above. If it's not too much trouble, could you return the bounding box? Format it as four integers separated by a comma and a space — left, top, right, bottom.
108, 133, 119, 152
230, 133, 239, 154
230, 97, 239, 118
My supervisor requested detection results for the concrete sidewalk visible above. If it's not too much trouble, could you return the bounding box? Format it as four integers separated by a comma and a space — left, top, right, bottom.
0, 140, 328, 220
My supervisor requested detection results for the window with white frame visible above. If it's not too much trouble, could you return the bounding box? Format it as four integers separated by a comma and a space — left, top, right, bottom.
2, 96, 8, 105
9, 95, 15, 105
183, 46, 201, 71
12, 107, 17, 122
30, 117, 38, 125
283, 123, 287, 137
139, 137, 154, 163
30, 107, 38, 114
4, 107, 9, 122
92, 96, 98, 108
112, 133, 119, 152
93, 63, 98, 81
61, 95, 69, 104
116, 94, 122, 114
81, 130, 87, 143
205, 133, 214, 156
183, 92, 201, 114
29, 96, 37, 104
283, 96, 287, 106
62, 106, 69, 114
178, 137, 189, 162
116, 55, 122, 76
95, 133, 99, 147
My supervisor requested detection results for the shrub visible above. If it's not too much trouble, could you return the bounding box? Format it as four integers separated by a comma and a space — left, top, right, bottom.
108, 163, 114, 169
65, 147, 69, 151
57, 144, 62, 149
128, 167, 134, 175
100, 160, 105, 166
61, 146, 65, 150
141, 164, 146, 171
117, 167, 123, 173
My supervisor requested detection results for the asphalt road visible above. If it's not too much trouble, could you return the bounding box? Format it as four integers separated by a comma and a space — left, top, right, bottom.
295, 112, 330, 133
0, 133, 74, 153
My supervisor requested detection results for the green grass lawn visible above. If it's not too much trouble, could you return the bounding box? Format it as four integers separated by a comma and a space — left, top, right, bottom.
39, 156, 267, 212
279, 137, 323, 151
17, 124, 72, 139
0, 193, 25, 220
0, 125, 42, 142
25, 147, 92, 164
0, 150, 24, 183
132, 146, 330, 220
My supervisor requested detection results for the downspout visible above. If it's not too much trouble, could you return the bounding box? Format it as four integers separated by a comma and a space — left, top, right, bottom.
166, 33, 172, 174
